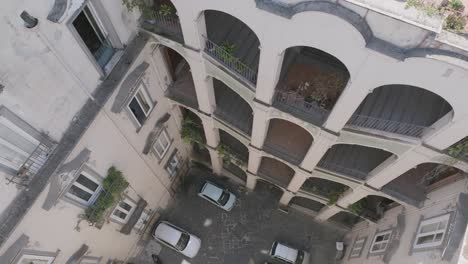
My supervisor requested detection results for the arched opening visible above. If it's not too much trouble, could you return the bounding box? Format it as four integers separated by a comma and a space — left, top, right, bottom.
179, 107, 209, 164
140, 0, 184, 43
203, 10, 260, 87
329, 211, 362, 229
263, 119, 314, 165
273, 46, 350, 126
258, 157, 295, 188
348, 195, 400, 222
289, 197, 325, 216
317, 144, 394, 181
347, 85, 453, 138
213, 79, 253, 136
300, 178, 349, 203
162, 47, 198, 109
382, 163, 463, 207
219, 130, 249, 182
255, 179, 284, 205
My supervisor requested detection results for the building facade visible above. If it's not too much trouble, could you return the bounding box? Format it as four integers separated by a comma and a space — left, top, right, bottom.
0, 0, 468, 263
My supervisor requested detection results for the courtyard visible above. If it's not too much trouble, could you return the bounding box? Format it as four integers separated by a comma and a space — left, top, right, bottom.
136, 166, 346, 264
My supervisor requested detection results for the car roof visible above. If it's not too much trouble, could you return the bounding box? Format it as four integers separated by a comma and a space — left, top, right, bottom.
201, 182, 223, 199
154, 222, 182, 246
273, 242, 299, 261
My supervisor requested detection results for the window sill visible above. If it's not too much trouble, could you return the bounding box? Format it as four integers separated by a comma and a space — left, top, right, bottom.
102, 50, 124, 77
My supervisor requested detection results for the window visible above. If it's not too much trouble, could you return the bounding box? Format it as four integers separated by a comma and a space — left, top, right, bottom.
127, 84, 154, 126
66, 171, 102, 206
16, 254, 55, 264
72, 4, 115, 68
79, 256, 101, 264
153, 130, 171, 159
0, 116, 40, 173
134, 211, 150, 230
110, 198, 136, 224
369, 230, 392, 254
165, 151, 181, 177
349, 237, 366, 258
413, 214, 450, 249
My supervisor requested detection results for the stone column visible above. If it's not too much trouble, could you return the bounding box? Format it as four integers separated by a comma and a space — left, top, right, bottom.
199, 113, 219, 148
208, 147, 223, 175
287, 169, 308, 193
315, 205, 342, 222
246, 172, 258, 191
190, 63, 216, 115
300, 131, 337, 171
251, 103, 270, 148
279, 191, 295, 206
255, 45, 284, 105
335, 187, 369, 208
176, 7, 204, 50
366, 149, 429, 189
248, 147, 263, 174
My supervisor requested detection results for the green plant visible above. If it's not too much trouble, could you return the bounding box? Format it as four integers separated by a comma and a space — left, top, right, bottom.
327, 189, 345, 205
158, 4, 175, 17
84, 167, 129, 224
122, 0, 155, 20
444, 14, 467, 31
348, 200, 365, 215
406, 0, 441, 16
181, 116, 206, 149
447, 137, 468, 158
449, 0, 464, 11
217, 144, 247, 167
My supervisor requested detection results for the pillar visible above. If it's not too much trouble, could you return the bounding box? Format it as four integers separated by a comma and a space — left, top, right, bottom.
315, 205, 342, 222
335, 187, 369, 208
300, 131, 337, 171
255, 44, 284, 104
247, 147, 263, 174
287, 169, 308, 193
279, 191, 295, 206
246, 172, 258, 191
424, 115, 468, 151
208, 147, 223, 175
190, 63, 216, 115
250, 103, 270, 148
176, 5, 204, 50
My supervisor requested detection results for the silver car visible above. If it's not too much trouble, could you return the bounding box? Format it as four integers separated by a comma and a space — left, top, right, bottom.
198, 181, 236, 211
270, 241, 310, 264
153, 221, 201, 258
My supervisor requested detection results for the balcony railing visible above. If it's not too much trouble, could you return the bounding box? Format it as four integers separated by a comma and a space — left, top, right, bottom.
263, 141, 303, 165
223, 163, 247, 182
165, 86, 198, 109
203, 37, 257, 87
257, 169, 289, 188
317, 161, 368, 181
7, 143, 51, 186
214, 108, 252, 136
140, 13, 183, 43
346, 114, 429, 138
273, 89, 330, 126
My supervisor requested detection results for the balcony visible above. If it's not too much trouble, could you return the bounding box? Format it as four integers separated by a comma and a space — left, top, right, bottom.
346, 85, 452, 138
347, 196, 399, 222
7, 143, 52, 187
317, 144, 394, 181
288, 197, 326, 216
273, 46, 350, 126
263, 119, 313, 165
258, 157, 295, 188
300, 178, 349, 204
203, 10, 260, 88
382, 163, 462, 207
139, 1, 184, 43
213, 79, 253, 136
219, 130, 249, 167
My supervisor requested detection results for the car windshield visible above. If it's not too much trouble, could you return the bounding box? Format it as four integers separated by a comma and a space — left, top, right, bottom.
296, 250, 304, 264
175, 232, 190, 251
218, 191, 230, 205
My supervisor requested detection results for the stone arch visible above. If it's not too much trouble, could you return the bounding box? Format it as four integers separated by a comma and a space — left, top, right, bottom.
258, 156, 295, 188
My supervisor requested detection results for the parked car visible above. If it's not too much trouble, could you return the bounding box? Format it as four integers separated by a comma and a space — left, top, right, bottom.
270, 241, 310, 264
153, 221, 201, 258
198, 181, 236, 211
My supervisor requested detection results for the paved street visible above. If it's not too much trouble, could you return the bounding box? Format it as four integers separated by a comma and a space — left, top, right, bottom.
138, 167, 345, 264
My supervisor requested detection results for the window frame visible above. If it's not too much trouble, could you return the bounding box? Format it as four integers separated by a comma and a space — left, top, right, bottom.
369, 230, 393, 254
13, 250, 58, 264
134, 210, 151, 230
110, 197, 137, 224
127, 83, 154, 127
65, 170, 103, 207
153, 129, 171, 159
413, 213, 451, 250
349, 237, 367, 258
79, 256, 102, 264
165, 151, 181, 177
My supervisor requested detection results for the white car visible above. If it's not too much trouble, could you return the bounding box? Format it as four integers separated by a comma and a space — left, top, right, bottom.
198, 181, 236, 211
270, 241, 310, 264
153, 221, 201, 258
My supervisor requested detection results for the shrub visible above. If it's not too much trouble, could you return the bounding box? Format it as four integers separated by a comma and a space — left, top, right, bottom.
445, 14, 467, 32
450, 0, 464, 11
181, 116, 206, 149
158, 4, 175, 17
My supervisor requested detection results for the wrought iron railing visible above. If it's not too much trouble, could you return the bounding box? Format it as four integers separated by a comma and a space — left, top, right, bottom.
273, 89, 330, 125
7, 143, 51, 186
214, 108, 252, 136
263, 141, 303, 165
141, 13, 184, 43
346, 114, 429, 138
317, 160, 368, 181
203, 36, 257, 87
165, 85, 198, 109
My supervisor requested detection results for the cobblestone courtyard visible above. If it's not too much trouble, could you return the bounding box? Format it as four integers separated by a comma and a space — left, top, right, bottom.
136, 167, 345, 264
